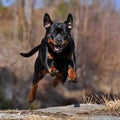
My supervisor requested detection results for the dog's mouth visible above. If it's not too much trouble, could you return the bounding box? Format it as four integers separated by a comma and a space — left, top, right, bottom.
53, 45, 63, 53
47, 38, 69, 53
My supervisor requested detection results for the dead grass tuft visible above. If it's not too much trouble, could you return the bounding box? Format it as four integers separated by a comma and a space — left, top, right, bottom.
105, 100, 120, 111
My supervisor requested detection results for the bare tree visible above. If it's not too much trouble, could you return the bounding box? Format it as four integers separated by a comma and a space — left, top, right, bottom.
16, 0, 35, 49
83, 5, 89, 35
72, 0, 80, 52
23, 0, 33, 48
13, 0, 19, 41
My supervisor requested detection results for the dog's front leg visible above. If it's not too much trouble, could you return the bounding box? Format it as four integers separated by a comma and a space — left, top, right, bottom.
45, 47, 58, 76
67, 52, 77, 82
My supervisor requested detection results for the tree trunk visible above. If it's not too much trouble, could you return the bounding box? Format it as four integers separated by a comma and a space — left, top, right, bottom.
17, 0, 33, 49
13, 0, 19, 41
23, 0, 33, 49
83, 5, 89, 35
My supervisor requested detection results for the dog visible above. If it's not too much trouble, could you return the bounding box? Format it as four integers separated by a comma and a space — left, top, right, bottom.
20, 13, 77, 103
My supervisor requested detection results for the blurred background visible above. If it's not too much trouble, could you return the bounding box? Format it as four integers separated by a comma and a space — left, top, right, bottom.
0, 0, 120, 109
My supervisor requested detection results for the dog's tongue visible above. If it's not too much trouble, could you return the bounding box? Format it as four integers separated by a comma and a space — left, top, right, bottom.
55, 47, 60, 51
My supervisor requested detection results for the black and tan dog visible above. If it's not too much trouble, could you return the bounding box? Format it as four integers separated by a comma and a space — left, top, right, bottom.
20, 13, 77, 103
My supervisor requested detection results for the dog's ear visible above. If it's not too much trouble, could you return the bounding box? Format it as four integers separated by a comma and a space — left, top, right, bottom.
65, 14, 73, 29
43, 13, 53, 28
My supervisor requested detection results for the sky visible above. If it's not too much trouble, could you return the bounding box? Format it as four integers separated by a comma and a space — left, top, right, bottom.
80, 0, 92, 6
1, 0, 15, 7
1, 0, 120, 11
1, 0, 44, 8
33, 0, 44, 9
114, 0, 120, 11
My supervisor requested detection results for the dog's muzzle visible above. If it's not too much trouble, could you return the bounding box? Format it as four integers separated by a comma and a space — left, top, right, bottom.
47, 35, 69, 53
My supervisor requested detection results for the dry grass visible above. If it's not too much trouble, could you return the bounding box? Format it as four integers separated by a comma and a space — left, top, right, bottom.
105, 100, 120, 111
24, 115, 56, 120
82, 94, 120, 116
88, 99, 120, 116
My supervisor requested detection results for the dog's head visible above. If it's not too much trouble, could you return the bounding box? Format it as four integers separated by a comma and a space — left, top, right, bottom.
43, 13, 73, 53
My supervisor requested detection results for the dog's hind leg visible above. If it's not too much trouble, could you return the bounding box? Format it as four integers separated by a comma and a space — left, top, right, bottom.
52, 77, 60, 87
28, 57, 47, 103
52, 73, 67, 87
28, 73, 39, 103
28, 71, 46, 103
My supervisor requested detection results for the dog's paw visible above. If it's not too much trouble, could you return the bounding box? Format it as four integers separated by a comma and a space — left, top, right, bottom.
49, 66, 59, 76
68, 66, 77, 83
50, 70, 59, 77
28, 91, 35, 103
68, 77, 77, 83
67, 70, 77, 82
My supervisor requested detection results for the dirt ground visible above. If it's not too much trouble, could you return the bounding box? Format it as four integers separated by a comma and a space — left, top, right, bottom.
0, 104, 120, 120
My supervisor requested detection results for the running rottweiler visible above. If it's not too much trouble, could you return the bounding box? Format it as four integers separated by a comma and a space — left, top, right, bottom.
20, 13, 77, 103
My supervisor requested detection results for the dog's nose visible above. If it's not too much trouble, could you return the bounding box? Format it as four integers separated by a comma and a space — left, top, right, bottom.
57, 39, 62, 42
57, 39, 62, 45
